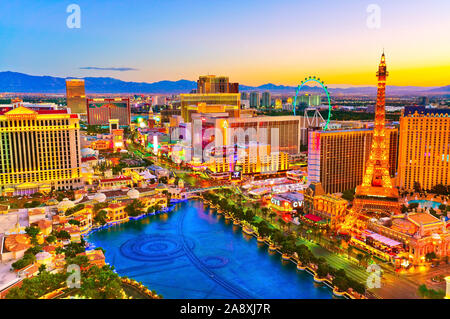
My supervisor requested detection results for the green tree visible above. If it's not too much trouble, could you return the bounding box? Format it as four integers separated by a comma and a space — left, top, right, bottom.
125, 199, 145, 217
94, 210, 108, 225
68, 219, 81, 226
25, 226, 40, 238
78, 265, 124, 299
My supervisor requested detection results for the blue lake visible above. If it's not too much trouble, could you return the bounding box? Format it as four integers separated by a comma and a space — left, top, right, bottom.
87, 200, 333, 299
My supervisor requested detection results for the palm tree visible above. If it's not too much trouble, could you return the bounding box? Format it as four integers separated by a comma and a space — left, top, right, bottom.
269, 212, 277, 224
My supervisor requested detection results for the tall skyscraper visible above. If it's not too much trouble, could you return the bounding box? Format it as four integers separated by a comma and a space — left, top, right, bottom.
0, 106, 82, 196
299, 94, 321, 107
249, 92, 260, 108
353, 52, 400, 214
66, 79, 86, 114
398, 107, 450, 191
87, 98, 131, 126
197, 75, 239, 94
261, 91, 271, 107
308, 128, 398, 194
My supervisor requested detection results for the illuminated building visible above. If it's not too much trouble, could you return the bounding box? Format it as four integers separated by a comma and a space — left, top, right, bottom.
89, 139, 111, 151
65, 79, 86, 114
218, 115, 307, 155
249, 91, 260, 108
304, 183, 349, 230
206, 144, 289, 178
112, 129, 124, 152
398, 107, 450, 191
359, 212, 450, 264
87, 98, 131, 126
262, 91, 271, 107
307, 127, 398, 194
299, 94, 321, 107
353, 53, 400, 215
77, 249, 106, 269
176, 113, 312, 165
269, 192, 304, 212
99, 175, 133, 190
180, 94, 240, 122
105, 201, 129, 224
0, 106, 82, 196
197, 75, 239, 94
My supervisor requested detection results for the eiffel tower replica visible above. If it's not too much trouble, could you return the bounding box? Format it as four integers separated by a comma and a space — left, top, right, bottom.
353, 52, 400, 216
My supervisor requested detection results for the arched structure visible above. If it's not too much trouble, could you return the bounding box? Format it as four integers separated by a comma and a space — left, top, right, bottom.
293, 76, 332, 130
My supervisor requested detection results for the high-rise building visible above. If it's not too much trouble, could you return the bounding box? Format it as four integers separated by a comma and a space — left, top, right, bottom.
66, 79, 86, 114
0, 106, 82, 196
197, 75, 239, 94
398, 107, 450, 191
249, 92, 260, 108
299, 94, 321, 107
180, 93, 240, 123
353, 52, 400, 215
87, 98, 131, 126
261, 91, 271, 107
240, 92, 249, 100
308, 128, 399, 194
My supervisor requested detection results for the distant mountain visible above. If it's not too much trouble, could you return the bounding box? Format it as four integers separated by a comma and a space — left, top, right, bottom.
0, 71, 447, 96
0, 71, 197, 94
426, 85, 450, 93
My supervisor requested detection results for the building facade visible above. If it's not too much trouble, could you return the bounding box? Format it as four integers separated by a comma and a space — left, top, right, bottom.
261, 91, 271, 107
398, 107, 450, 191
249, 91, 261, 108
0, 106, 82, 196
197, 75, 239, 94
66, 79, 86, 114
308, 128, 398, 194
87, 98, 131, 126
180, 93, 241, 123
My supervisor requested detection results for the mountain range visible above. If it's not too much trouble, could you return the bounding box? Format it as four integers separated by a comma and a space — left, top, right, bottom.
0, 71, 448, 95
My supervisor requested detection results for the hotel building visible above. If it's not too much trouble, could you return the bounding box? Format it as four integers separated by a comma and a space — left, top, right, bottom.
0, 106, 82, 196
87, 98, 131, 126
197, 75, 239, 94
66, 79, 86, 114
180, 93, 241, 123
308, 128, 398, 194
249, 92, 261, 108
206, 144, 290, 178
261, 91, 271, 107
398, 107, 450, 191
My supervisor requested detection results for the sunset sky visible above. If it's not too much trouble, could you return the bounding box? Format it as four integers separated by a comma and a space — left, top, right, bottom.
0, 0, 449, 87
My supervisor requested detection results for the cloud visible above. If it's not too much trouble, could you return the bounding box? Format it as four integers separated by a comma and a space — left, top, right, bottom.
79, 67, 139, 71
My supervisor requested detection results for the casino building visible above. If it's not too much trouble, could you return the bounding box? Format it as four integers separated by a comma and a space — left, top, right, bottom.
398, 107, 450, 191
0, 106, 83, 196
308, 127, 398, 194
87, 98, 131, 126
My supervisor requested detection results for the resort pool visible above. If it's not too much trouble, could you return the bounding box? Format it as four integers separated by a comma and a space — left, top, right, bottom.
87, 200, 333, 299
407, 200, 442, 209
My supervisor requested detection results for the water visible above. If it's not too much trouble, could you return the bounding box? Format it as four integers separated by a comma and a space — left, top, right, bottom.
87, 200, 332, 299
407, 200, 442, 209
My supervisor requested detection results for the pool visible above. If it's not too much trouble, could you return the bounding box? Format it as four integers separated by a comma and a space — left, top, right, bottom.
407, 200, 442, 209
87, 200, 333, 299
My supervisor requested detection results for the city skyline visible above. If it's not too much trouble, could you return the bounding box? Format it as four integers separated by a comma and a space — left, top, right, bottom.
0, 0, 449, 87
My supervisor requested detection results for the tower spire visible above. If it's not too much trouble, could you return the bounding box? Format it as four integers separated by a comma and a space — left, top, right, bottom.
353, 51, 400, 214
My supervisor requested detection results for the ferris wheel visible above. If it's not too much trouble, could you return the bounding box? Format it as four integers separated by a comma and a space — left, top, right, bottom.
292, 76, 332, 130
